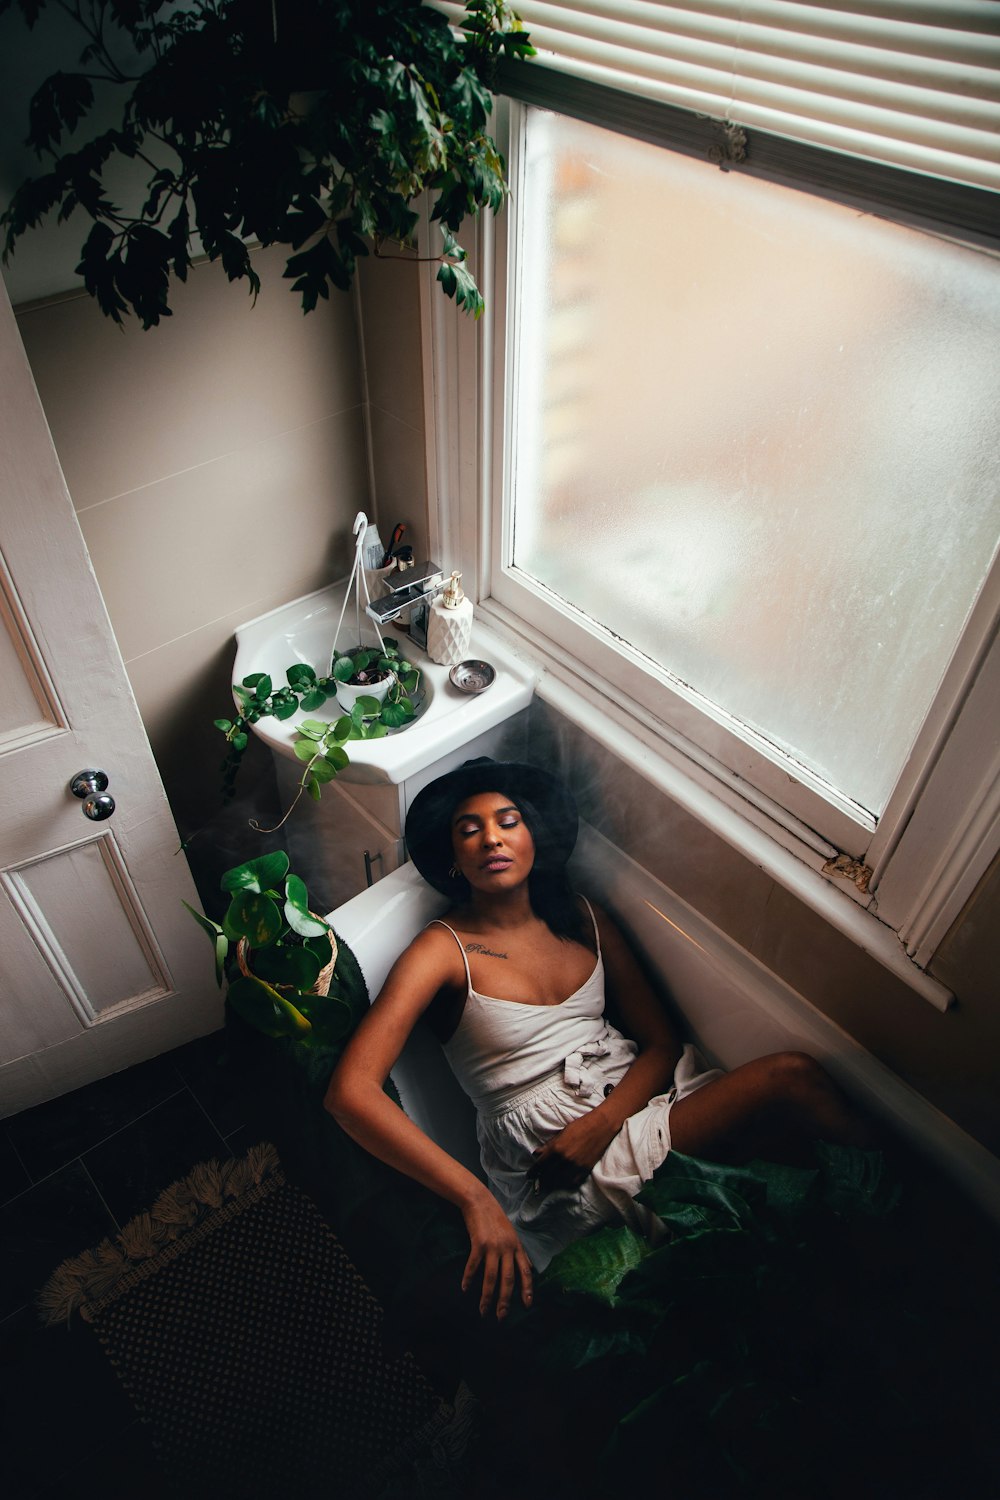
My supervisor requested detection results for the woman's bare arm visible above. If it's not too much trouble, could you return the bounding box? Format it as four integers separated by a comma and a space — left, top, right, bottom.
527, 903, 682, 1192
325, 928, 533, 1317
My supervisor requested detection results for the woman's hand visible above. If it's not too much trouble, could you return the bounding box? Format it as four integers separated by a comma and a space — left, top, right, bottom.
526, 1108, 619, 1194
461, 1188, 534, 1320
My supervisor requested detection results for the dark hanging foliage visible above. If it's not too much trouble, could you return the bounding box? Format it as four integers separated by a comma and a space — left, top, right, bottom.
0, 0, 535, 326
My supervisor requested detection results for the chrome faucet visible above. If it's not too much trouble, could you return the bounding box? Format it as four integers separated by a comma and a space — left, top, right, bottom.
366, 560, 444, 649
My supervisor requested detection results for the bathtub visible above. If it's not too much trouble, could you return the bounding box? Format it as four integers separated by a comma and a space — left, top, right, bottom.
327, 822, 1000, 1223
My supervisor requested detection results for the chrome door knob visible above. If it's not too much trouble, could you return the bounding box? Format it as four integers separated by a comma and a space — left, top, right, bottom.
69, 770, 116, 820
70, 770, 109, 798
82, 794, 116, 820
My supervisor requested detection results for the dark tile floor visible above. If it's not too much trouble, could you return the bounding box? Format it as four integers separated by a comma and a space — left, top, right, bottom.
0, 1029, 260, 1500
4, 1033, 1000, 1500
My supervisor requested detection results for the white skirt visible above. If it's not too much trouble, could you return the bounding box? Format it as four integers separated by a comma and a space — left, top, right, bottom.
476, 1033, 722, 1271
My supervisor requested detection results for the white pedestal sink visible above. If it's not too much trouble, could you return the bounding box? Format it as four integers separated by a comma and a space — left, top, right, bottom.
232, 580, 536, 906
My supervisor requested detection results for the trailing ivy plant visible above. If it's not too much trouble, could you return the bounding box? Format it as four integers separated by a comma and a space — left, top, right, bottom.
0, 0, 534, 326
217, 636, 420, 829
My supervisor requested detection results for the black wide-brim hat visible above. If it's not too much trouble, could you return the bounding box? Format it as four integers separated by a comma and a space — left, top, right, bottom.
405, 758, 579, 896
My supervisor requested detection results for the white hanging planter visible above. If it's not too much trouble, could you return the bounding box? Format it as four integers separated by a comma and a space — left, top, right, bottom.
333, 671, 394, 716
330, 513, 390, 664
323, 512, 423, 734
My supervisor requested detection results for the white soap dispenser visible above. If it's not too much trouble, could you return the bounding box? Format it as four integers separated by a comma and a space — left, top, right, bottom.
427, 570, 473, 665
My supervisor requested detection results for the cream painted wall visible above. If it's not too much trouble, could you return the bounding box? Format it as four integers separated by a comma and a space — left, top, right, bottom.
14, 243, 370, 836
355, 249, 431, 569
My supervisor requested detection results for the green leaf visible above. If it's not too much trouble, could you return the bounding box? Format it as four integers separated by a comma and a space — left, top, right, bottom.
309, 756, 340, 784
220, 851, 289, 894
438, 256, 484, 318
252, 943, 322, 991
380, 699, 412, 728
297, 719, 329, 738
242, 673, 267, 689
217, 231, 255, 290
27, 71, 95, 152
333, 655, 356, 683
542, 1225, 652, 1306
182, 900, 228, 987
293, 737, 320, 762
272, 698, 298, 721
300, 687, 328, 711
253, 675, 273, 700
167, 202, 190, 278
227, 974, 312, 1040
355, 694, 382, 716
294, 992, 356, 1047
223, 890, 283, 947
213, 718, 232, 732
286, 663, 317, 688
305, 933, 335, 964
283, 235, 350, 312
332, 716, 353, 742
284, 873, 329, 937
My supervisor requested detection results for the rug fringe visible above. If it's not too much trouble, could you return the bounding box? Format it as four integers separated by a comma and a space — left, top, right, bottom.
37, 1142, 282, 1326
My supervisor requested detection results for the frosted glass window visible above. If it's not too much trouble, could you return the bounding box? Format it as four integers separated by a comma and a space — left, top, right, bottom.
509, 110, 1000, 819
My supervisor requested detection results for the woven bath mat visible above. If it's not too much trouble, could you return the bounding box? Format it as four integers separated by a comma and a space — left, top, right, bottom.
38, 1144, 454, 1498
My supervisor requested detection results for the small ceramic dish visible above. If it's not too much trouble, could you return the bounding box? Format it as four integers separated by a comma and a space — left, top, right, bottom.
449, 659, 496, 694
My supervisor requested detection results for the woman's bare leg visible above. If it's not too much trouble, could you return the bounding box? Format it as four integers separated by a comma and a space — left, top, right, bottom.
667, 1051, 875, 1165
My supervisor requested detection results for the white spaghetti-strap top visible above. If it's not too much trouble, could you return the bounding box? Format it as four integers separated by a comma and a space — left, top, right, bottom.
429, 901, 623, 1112
426, 900, 724, 1272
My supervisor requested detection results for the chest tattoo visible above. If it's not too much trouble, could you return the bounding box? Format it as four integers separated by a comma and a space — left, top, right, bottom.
465, 941, 509, 961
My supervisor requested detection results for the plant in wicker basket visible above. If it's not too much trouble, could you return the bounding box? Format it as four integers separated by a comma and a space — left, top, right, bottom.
185, 850, 355, 1048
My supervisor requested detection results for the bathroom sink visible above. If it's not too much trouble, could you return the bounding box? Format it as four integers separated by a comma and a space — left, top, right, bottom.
233, 580, 535, 785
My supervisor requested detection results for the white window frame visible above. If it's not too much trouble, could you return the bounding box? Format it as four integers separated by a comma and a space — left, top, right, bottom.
417, 84, 1000, 1012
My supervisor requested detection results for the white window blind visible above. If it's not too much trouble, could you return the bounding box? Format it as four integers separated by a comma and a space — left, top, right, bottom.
437, 2, 1000, 192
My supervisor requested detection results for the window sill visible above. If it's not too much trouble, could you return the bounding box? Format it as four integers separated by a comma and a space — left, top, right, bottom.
478, 598, 955, 1015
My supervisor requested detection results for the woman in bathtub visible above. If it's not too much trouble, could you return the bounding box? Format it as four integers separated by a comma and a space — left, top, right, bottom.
325, 758, 873, 1321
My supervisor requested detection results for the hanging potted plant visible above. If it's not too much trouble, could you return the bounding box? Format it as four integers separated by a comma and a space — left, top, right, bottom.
184, 849, 366, 1049
331, 646, 396, 716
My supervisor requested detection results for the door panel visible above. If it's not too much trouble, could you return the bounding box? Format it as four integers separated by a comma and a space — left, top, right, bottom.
7, 838, 169, 1018
0, 282, 220, 1115
0, 552, 63, 748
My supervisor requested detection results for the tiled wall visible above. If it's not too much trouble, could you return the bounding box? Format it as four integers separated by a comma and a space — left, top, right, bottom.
15, 244, 369, 836
355, 250, 430, 569
527, 701, 1000, 1156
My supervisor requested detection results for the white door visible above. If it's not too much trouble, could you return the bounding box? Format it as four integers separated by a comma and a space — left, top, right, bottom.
0, 283, 220, 1116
